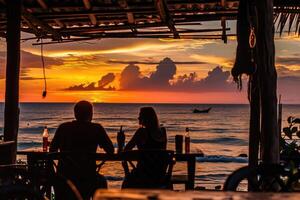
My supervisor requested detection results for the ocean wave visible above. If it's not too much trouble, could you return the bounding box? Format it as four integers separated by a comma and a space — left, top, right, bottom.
19, 127, 57, 134
94, 117, 135, 121
105, 176, 124, 181
197, 155, 248, 163
196, 173, 228, 180
18, 141, 41, 150
191, 137, 247, 146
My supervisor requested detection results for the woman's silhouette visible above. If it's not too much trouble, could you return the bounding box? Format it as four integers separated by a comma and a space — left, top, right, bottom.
122, 107, 168, 188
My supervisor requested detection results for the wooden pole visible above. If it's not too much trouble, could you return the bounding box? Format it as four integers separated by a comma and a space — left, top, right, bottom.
248, 73, 260, 191
248, 74, 260, 169
255, 0, 279, 164
3, 0, 21, 164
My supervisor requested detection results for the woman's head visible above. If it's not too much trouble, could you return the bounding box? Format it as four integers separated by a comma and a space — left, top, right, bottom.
138, 107, 159, 129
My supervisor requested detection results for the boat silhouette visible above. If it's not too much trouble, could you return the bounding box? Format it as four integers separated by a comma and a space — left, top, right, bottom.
192, 107, 212, 113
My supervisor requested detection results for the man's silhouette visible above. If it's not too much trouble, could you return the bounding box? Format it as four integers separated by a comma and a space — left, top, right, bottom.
50, 100, 114, 199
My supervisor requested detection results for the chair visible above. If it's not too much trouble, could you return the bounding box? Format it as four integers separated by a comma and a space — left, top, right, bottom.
25, 152, 87, 200
50, 152, 107, 199
121, 150, 175, 189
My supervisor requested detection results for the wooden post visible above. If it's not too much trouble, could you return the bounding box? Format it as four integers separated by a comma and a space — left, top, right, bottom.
255, 0, 279, 164
248, 73, 260, 169
3, 0, 21, 164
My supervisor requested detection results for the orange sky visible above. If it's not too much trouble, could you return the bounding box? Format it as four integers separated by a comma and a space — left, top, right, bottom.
0, 33, 300, 104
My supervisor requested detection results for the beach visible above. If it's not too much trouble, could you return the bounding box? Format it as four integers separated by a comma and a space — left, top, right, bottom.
1, 103, 299, 189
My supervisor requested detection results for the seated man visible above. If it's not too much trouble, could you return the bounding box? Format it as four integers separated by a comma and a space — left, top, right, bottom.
50, 100, 114, 199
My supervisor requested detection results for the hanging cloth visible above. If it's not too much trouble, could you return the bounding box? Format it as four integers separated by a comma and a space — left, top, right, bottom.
231, 0, 257, 90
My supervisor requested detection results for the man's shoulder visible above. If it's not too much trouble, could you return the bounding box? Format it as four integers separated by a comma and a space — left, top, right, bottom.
90, 122, 102, 127
58, 121, 74, 128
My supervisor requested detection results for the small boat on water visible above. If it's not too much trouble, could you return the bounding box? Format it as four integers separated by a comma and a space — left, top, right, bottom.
192, 107, 212, 113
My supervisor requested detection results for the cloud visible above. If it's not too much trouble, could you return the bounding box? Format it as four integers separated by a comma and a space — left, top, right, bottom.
277, 66, 300, 77
65, 73, 115, 91
190, 54, 234, 68
0, 50, 64, 79
119, 57, 235, 92
119, 57, 176, 90
107, 59, 206, 65
20, 51, 64, 68
276, 54, 300, 66
173, 66, 235, 92
63, 57, 300, 103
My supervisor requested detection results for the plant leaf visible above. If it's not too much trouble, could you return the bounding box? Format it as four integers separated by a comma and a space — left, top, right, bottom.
283, 127, 292, 139
291, 126, 298, 133
292, 118, 300, 124
288, 116, 294, 124
297, 131, 300, 139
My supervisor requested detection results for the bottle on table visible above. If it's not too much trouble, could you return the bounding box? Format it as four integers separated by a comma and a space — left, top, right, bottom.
117, 125, 125, 153
185, 127, 190, 154
42, 126, 49, 152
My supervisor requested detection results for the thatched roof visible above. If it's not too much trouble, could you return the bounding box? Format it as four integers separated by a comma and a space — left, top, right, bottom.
0, 0, 299, 44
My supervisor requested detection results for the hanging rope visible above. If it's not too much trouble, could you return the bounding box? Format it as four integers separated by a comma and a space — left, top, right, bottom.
40, 38, 47, 98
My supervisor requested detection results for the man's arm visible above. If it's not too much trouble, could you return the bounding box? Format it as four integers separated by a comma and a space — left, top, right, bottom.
49, 126, 61, 152
98, 126, 114, 154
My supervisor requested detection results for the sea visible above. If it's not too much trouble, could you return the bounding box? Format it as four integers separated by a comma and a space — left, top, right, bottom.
1, 103, 300, 189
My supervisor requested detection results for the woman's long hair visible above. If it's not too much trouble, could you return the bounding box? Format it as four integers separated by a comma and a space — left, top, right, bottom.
139, 107, 159, 130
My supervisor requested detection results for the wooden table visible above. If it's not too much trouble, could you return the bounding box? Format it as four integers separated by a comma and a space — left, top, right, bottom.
17, 151, 204, 190
93, 189, 300, 200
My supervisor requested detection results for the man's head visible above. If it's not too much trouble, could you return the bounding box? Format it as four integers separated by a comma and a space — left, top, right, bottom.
74, 100, 93, 122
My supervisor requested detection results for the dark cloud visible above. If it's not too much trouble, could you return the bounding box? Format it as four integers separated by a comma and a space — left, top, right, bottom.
173, 66, 235, 92
65, 57, 300, 103
66, 73, 115, 91
277, 66, 300, 77
119, 57, 176, 90
276, 54, 300, 66
278, 76, 300, 103
119, 57, 234, 92
0, 50, 64, 79
107, 59, 206, 65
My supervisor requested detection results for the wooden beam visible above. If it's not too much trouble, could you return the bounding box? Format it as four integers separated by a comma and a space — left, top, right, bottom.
31, 34, 235, 45
83, 0, 98, 26
22, 15, 41, 37
118, 0, 137, 34
37, 0, 64, 28
22, 9, 61, 40
4, 0, 21, 164
248, 73, 260, 191
155, 0, 179, 39
221, 0, 227, 43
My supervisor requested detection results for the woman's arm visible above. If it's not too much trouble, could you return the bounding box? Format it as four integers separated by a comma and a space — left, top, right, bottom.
98, 125, 114, 154
124, 129, 142, 151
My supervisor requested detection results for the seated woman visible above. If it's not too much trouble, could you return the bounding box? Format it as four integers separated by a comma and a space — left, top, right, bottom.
121, 107, 168, 188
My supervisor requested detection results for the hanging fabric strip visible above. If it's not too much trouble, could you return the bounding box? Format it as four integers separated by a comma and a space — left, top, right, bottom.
231, 0, 257, 90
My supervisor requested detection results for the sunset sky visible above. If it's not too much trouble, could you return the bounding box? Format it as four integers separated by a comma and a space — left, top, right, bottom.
0, 30, 300, 104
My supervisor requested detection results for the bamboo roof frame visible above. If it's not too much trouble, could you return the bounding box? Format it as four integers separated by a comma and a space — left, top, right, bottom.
0, 0, 299, 45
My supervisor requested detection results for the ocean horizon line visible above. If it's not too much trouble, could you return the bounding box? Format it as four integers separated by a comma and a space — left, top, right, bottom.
0, 102, 299, 105
0, 102, 258, 105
